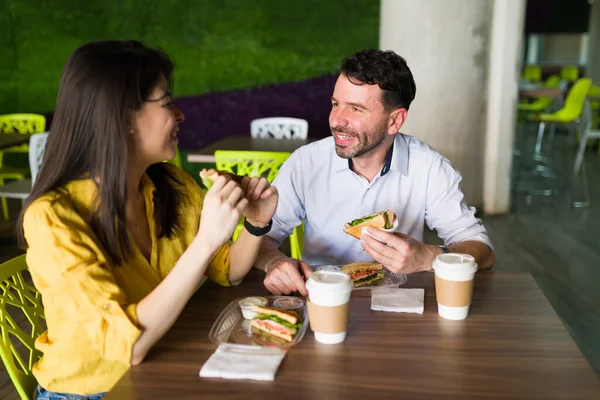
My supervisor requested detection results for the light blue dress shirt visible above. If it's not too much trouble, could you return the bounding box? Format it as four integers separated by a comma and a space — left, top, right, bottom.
268, 133, 493, 266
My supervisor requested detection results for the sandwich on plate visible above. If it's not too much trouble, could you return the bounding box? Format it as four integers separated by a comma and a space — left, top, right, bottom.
250, 305, 303, 342
343, 210, 396, 239
199, 168, 244, 189
341, 262, 385, 288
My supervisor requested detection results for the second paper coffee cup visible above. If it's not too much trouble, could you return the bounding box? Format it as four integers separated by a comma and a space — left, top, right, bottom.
433, 253, 478, 320
306, 270, 353, 344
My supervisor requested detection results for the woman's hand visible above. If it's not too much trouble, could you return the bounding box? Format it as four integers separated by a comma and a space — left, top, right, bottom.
197, 176, 248, 251
240, 177, 278, 227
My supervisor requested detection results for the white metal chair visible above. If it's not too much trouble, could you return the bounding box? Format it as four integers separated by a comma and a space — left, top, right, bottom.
0, 132, 49, 202
250, 117, 308, 140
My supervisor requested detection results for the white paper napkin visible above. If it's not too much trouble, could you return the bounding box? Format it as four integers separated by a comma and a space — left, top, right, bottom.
199, 344, 287, 381
371, 287, 425, 313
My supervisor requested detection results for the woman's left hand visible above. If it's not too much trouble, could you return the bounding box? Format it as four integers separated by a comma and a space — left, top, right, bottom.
240, 177, 278, 227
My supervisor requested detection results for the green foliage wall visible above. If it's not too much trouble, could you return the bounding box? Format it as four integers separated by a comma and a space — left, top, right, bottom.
0, 0, 380, 114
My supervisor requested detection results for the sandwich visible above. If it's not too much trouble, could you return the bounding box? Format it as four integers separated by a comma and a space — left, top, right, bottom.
250, 305, 303, 342
250, 327, 291, 347
343, 210, 396, 239
341, 262, 385, 288
199, 168, 244, 189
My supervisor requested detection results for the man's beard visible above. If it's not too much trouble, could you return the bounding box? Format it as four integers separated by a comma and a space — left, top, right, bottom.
332, 124, 387, 159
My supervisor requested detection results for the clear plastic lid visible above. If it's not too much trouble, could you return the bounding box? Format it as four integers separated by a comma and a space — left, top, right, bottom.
305, 270, 353, 293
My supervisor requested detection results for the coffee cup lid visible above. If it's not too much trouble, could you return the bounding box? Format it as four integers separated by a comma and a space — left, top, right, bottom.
433, 253, 478, 273
306, 270, 353, 293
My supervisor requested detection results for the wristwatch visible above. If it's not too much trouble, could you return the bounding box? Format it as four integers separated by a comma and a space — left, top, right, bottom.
244, 218, 273, 237
438, 245, 449, 254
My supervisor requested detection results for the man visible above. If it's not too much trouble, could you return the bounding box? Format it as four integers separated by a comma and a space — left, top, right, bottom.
255, 49, 494, 296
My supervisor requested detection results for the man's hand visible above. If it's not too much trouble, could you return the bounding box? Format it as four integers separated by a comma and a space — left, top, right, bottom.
361, 227, 440, 274
263, 256, 313, 296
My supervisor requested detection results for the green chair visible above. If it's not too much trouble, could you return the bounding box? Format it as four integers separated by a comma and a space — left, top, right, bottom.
522, 65, 541, 82
530, 78, 592, 158
518, 75, 561, 113
0, 255, 45, 400
0, 114, 46, 221
214, 150, 303, 259
560, 66, 579, 83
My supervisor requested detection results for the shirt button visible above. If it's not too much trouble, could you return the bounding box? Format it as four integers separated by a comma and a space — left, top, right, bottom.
103, 303, 111, 310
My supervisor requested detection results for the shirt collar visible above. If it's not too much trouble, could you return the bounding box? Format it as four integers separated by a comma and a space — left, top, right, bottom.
332, 133, 409, 176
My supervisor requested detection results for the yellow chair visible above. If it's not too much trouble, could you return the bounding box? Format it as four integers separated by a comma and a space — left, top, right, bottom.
560, 66, 579, 83
0, 114, 46, 221
530, 78, 592, 158
0, 255, 45, 400
522, 65, 541, 82
590, 85, 600, 129
214, 150, 303, 258
518, 75, 561, 113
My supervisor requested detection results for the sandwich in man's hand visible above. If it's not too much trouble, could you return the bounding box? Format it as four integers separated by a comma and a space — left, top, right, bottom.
250, 305, 303, 342
199, 168, 244, 189
343, 210, 396, 239
341, 262, 385, 287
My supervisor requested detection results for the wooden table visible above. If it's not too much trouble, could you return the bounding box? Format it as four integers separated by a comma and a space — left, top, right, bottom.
187, 136, 318, 163
107, 270, 600, 399
0, 134, 31, 150
519, 84, 564, 98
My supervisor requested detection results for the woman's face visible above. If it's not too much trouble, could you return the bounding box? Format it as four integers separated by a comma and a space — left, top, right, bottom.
130, 75, 184, 167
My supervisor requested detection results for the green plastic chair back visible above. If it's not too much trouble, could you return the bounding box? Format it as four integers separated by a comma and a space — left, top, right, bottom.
537, 78, 592, 123
522, 65, 541, 82
0, 254, 45, 400
560, 66, 579, 83
0, 114, 46, 154
213, 150, 303, 257
215, 150, 291, 182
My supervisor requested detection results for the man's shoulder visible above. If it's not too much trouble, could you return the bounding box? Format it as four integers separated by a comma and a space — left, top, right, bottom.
398, 133, 447, 169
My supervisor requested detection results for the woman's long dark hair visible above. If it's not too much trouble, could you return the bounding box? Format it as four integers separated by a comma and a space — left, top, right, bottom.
16, 40, 184, 265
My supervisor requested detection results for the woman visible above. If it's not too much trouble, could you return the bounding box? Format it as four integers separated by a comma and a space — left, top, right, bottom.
16, 40, 278, 399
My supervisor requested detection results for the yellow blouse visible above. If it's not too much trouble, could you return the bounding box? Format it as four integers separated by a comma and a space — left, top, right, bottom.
23, 166, 231, 395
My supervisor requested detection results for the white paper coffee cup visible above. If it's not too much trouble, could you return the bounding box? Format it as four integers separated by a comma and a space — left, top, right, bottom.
432, 253, 478, 320
305, 271, 353, 344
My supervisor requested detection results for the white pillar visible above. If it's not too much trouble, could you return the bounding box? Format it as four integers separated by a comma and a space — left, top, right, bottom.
483, 0, 526, 215
380, 0, 523, 212
587, 0, 600, 84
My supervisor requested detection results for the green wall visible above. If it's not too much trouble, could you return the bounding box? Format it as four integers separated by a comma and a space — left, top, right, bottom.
0, 0, 380, 114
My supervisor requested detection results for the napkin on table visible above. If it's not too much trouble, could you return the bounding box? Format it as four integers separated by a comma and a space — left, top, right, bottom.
199, 343, 287, 381
371, 287, 425, 314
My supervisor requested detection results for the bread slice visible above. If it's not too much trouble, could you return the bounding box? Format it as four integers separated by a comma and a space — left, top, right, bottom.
250, 305, 300, 324
250, 320, 294, 342
199, 168, 244, 188
343, 210, 396, 239
341, 262, 385, 287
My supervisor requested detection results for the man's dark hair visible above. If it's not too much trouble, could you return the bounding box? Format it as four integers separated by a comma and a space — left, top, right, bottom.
340, 49, 416, 110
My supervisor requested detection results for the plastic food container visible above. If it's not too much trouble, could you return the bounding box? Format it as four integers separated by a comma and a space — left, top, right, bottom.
238, 296, 268, 319
210, 296, 309, 348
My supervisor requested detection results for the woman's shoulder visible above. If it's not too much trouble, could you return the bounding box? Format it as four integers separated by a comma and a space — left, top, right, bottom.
24, 181, 89, 228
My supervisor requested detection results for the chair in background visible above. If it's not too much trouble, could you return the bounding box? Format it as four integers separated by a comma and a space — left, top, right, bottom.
521, 65, 541, 82
529, 78, 592, 160
0, 255, 46, 400
518, 75, 562, 114
250, 117, 308, 140
214, 150, 303, 258
0, 132, 49, 219
560, 66, 579, 83
0, 115, 46, 220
